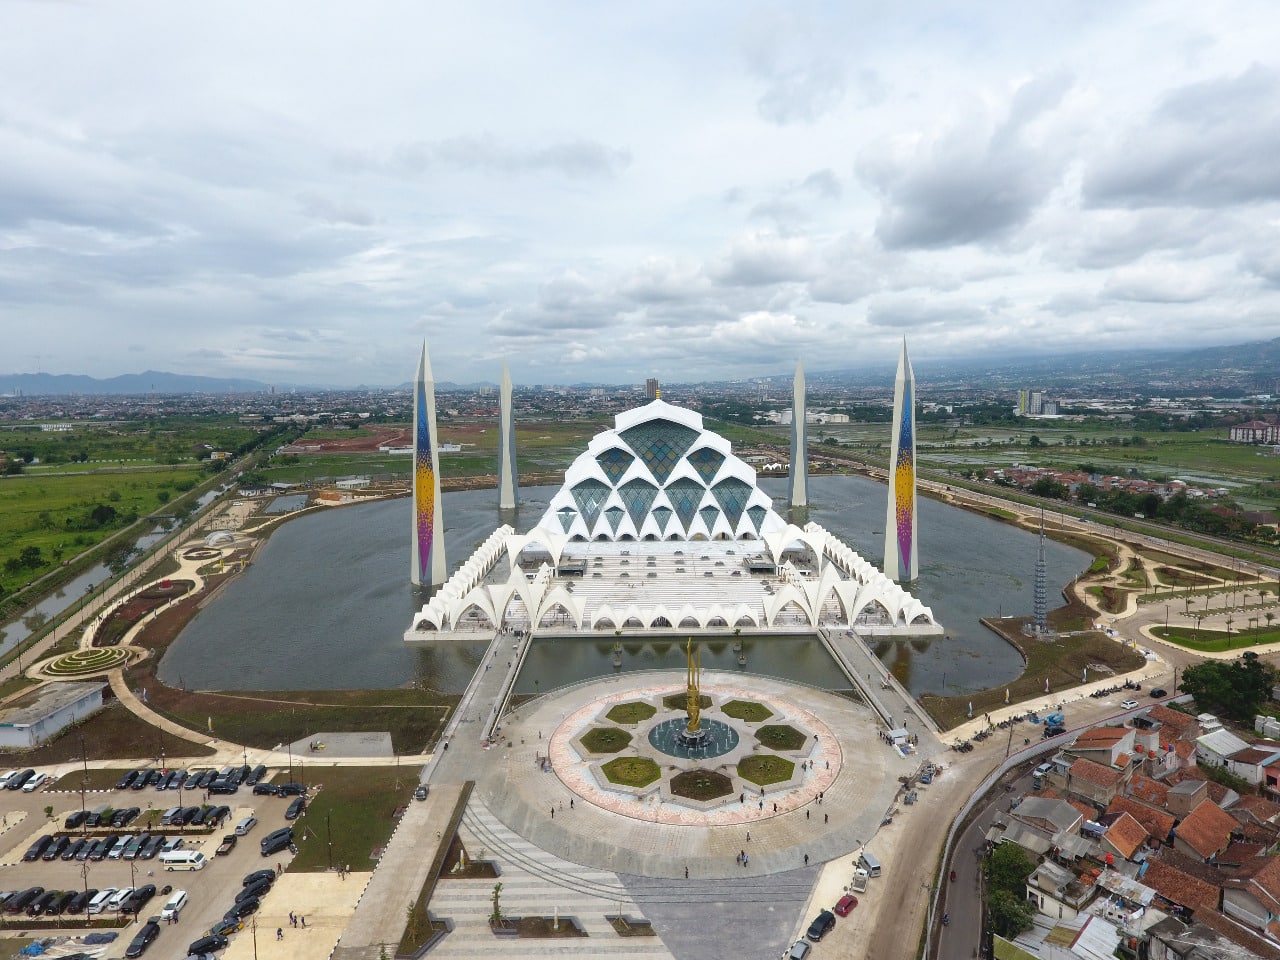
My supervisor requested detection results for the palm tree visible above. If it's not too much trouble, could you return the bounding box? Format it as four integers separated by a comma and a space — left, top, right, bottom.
1267, 612, 1276, 631
1193, 614, 1203, 641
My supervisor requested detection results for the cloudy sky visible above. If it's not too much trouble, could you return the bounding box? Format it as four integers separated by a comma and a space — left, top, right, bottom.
3, 3, 1279, 387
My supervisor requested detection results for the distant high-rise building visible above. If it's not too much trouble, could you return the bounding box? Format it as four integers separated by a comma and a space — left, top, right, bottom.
788, 361, 807, 508
1029, 390, 1045, 416
645, 378, 659, 400
411, 339, 446, 587
884, 339, 918, 583
498, 361, 518, 511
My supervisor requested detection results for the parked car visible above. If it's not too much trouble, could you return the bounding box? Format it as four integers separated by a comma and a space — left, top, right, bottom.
21, 772, 48, 793
284, 797, 306, 820
246, 764, 267, 785
237, 878, 272, 903
788, 941, 811, 960
208, 916, 244, 937
207, 805, 231, 827
45, 890, 76, 916
5, 887, 43, 913
41, 836, 70, 860
223, 896, 259, 920
1150, 688, 1168, 698
124, 919, 160, 957
122, 833, 151, 860
1120, 698, 1139, 710
120, 883, 156, 914
64, 810, 89, 830
216, 834, 237, 856
252, 782, 279, 796
208, 778, 238, 795
806, 909, 836, 942
116, 771, 140, 791
61, 838, 89, 861
139, 835, 165, 860
88, 837, 113, 861
277, 781, 306, 797
26, 890, 59, 916
414, 785, 428, 801
65, 888, 96, 915
833, 894, 858, 916
259, 827, 293, 857
112, 806, 141, 828
188, 934, 230, 954
6, 769, 35, 791
243, 869, 275, 887
22, 836, 52, 862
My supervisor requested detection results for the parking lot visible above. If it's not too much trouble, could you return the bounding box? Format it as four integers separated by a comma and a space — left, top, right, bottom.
0, 764, 316, 959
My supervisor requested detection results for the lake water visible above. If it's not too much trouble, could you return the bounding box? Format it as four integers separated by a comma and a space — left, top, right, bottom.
157, 476, 1090, 697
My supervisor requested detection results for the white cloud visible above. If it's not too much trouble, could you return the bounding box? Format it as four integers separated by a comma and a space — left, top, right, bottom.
2, 2, 1280, 385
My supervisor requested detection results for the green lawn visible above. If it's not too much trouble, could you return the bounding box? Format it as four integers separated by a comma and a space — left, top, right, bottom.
1151, 624, 1280, 653
287, 766, 417, 872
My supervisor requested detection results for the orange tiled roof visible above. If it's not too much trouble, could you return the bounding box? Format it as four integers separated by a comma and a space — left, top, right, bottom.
1070, 757, 1122, 789
1234, 795, 1280, 823
1175, 799, 1239, 860
1067, 799, 1096, 823
1129, 775, 1170, 806
1223, 855, 1280, 914
1106, 796, 1175, 841
1074, 726, 1129, 747
1141, 857, 1219, 909
1103, 812, 1148, 860
1148, 704, 1199, 736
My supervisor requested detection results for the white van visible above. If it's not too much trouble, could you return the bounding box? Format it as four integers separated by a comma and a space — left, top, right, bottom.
159, 849, 206, 871
21, 772, 47, 793
858, 852, 882, 878
105, 887, 134, 912
234, 816, 257, 836
87, 888, 118, 915
160, 889, 188, 921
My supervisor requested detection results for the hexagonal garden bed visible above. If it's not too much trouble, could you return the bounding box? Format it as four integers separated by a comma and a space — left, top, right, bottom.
737, 754, 795, 786
601, 756, 661, 788
670, 768, 733, 801
756, 724, 807, 751
721, 699, 773, 722
579, 727, 633, 754
605, 701, 657, 725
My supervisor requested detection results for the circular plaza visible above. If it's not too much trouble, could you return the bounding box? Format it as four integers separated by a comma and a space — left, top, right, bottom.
472, 670, 905, 879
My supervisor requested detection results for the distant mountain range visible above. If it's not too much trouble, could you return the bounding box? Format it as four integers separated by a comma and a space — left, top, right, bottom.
4, 338, 1278, 396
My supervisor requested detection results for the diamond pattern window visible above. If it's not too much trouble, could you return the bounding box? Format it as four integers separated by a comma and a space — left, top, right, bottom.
651, 505, 674, 534
698, 505, 721, 533
711, 478, 752, 529
746, 505, 767, 534
604, 506, 625, 534
556, 507, 578, 533
687, 447, 726, 485
617, 478, 659, 528
570, 479, 611, 532
619, 419, 700, 485
595, 447, 634, 485
664, 477, 705, 531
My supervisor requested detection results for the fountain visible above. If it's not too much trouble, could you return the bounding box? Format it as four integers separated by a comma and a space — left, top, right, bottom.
644, 639, 741, 759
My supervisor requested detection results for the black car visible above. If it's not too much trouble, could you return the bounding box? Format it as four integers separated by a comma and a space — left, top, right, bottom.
237, 878, 272, 903
284, 797, 306, 820
252, 782, 279, 796
41, 836, 70, 860
235, 764, 252, 784
189, 807, 209, 827
120, 883, 156, 914
125, 919, 160, 958
112, 806, 141, 828
61, 838, 89, 861
26, 890, 59, 916
65, 888, 96, 914
64, 809, 89, 830
224, 896, 260, 920
246, 764, 267, 785
1151, 688, 1168, 698
139, 835, 165, 860
6, 769, 35, 791
88, 837, 113, 861
195, 769, 217, 789
806, 909, 836, 942
22, 836, 52, 861
277, 781, 307, 797
1043, 723, 1067, 738
116, 770, 140, 791
209, 804, 232, 825
45, 890, 77, 916
260, 827, 293, 857
188, 933, 230, 954
243, 869, 275, 887
208, 778, 238, 795
5, 887, 43, 913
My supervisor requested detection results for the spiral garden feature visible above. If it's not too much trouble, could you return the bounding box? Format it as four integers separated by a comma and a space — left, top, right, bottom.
43, 647, 132, 677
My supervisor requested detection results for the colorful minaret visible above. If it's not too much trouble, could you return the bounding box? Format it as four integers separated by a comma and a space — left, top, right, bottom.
788, 360, 808, 508
498, 360, 518, 510
411, 339, 446, 587
884, 339, 918, 582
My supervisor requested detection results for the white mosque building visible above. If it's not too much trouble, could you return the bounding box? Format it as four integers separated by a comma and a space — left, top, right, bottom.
407, 399, 940, 637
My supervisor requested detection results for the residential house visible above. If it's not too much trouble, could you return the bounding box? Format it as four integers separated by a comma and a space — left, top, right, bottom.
1221, 854, 1280, 938
1147, 912, 1280, 960
1011, 796, 1085, 839
1166, 780, 1210, 819
1149, 704, 1201, 742
1196, 728, 1250, 769
1141, 856, 1220, 918
1173, 799, 1240, 862
1069, 725, 1137, 768
1106, 796, 1175, 847
1067, 757, 1126, 807
1228, 746, 1280, 786
1100, 812, 1149, 863
1026, 859, 1101, 922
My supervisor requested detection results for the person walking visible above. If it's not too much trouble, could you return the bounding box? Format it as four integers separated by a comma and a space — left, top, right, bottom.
277, 928, 283, 941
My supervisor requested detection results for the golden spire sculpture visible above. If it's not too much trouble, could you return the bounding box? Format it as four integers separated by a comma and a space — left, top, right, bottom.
685, 637, 701, 734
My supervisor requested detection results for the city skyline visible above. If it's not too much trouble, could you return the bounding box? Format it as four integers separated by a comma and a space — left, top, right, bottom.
4, 4, 1280, 386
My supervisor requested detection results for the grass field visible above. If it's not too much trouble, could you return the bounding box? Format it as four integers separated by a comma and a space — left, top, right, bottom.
287, 766, 417, 872
0, 465, 204, 594
0, 700, 216, 765
1151, 624, 1280, 653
